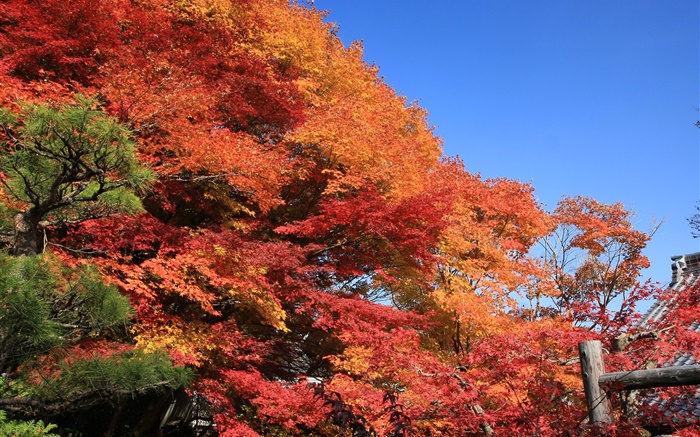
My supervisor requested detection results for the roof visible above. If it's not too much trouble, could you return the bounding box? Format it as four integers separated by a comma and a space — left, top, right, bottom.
639, 252, 700, 329
638, 252, 700, 430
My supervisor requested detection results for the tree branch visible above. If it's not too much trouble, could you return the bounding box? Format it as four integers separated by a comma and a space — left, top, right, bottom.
611, 326, 674, 352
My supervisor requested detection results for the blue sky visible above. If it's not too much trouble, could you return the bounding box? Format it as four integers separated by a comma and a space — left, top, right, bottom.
315, 0, 700, 288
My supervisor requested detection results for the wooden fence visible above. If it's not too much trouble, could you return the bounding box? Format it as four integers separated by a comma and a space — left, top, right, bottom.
578, 340, 700, 425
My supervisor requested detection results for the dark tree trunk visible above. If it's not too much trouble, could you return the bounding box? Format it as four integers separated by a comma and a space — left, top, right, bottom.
13, 210, 40, 256
103, 397, 127, 437
130, 392, 174, 436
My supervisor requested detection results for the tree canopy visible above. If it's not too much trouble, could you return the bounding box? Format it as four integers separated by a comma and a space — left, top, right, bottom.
0, 1, 696, 436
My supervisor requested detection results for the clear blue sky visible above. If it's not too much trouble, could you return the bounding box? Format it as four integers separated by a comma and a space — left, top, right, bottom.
315, 0, 700, 288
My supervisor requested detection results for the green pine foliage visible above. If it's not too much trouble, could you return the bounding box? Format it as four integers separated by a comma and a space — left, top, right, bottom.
54, 261, 133, 338
0, 255, 63, 373
0, 95, 153, 214
29, 350, 192, 408
0, 254, 132, 374
0, 96, 154, 255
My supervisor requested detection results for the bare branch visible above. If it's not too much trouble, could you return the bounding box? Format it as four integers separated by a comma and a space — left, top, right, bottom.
611, 326, 675, 352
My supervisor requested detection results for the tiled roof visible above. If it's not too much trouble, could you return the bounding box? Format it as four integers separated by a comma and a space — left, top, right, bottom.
638, 253, 700, 328
639, 252, 700, 429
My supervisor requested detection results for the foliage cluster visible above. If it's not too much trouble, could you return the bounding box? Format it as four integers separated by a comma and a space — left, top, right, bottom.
0, 410, 58, 437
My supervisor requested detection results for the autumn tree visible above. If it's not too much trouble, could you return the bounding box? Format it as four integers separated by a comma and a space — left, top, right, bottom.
0, 96, 152, 256
0, 0, 672, 435
425, 159, 553, 353
537, 196, 652, 332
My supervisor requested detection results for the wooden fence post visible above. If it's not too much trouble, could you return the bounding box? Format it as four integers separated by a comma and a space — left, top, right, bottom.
579, 340, 613, 424
599, 365, 700, 390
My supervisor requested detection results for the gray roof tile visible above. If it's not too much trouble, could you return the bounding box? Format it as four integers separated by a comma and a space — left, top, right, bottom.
638, 252, 700, 427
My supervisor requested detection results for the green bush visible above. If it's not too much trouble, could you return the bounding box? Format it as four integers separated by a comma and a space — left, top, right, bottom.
0, 410, 58, 437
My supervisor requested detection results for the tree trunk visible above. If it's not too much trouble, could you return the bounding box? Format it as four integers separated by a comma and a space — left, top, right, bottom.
130, 392, 173, 436
13, 210, 40, 256
104, 397, 127, 437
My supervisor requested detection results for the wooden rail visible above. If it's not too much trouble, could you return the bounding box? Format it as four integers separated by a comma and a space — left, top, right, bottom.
578, 340, 700, 425
600, 365, 700, 390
